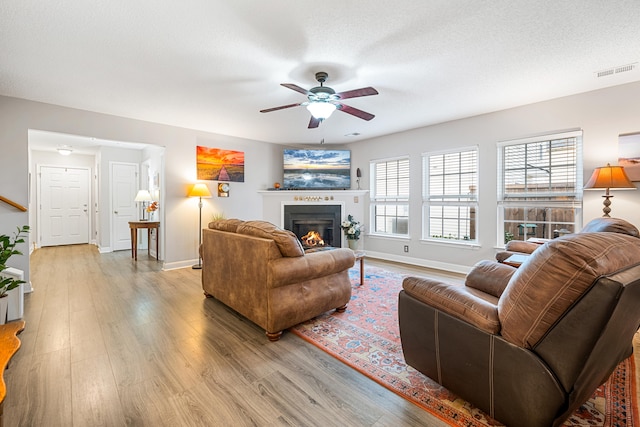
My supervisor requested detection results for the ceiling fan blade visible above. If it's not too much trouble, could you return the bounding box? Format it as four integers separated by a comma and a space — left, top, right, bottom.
260, 102, 303, 113
335, 87, 378, 100
281, 83, 309, 95
308, 116, 321, 129
336, 103, 375, 121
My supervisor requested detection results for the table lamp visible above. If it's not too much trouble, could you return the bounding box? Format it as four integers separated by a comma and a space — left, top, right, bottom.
134, 190, 153, 221
584, 163, 636, 217
188, 183, 212, 269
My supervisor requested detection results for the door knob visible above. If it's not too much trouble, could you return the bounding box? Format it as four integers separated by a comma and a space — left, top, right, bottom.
114, 211, 119, 214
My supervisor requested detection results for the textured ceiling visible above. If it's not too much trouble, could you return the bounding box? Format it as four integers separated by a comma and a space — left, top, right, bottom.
3, 1, 640, 147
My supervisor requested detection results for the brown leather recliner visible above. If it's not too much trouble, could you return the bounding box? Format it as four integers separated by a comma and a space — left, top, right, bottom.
496, 217, 640, 262
201, 219, 355, 341
399, 231, 640, 427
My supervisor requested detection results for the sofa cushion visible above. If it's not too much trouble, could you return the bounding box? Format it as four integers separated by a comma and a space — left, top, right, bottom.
208, 218, 244, 232
498, 232, 640, 349
236, 220, 305, 257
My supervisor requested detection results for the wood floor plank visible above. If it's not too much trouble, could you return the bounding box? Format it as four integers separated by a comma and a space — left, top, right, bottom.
69, 308, 107, 363
8, 348, 73, 426
117, 375, 183, 426
71, 353, 127, 426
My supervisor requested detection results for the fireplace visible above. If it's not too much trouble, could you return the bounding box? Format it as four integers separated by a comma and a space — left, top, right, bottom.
283, 204, 342, 249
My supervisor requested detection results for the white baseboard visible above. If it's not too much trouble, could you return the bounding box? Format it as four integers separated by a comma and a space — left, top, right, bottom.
163, 259, 199, 271
363, 250, 472, 275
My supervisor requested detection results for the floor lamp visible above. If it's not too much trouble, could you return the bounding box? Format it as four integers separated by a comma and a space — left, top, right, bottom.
188, 183, 212, 269
584, 163, 636, 217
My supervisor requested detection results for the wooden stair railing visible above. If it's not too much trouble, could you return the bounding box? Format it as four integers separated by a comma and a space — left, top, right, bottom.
0, 196, 27, 212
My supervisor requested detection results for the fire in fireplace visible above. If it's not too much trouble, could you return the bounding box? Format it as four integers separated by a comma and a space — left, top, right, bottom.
301, 230, 325, 247
284, 204, 342, 248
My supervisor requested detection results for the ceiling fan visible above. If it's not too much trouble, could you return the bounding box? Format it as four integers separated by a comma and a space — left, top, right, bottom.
260, 71, 379, 129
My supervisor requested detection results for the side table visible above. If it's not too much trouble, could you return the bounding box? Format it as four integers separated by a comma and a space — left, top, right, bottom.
129, 221, 160, 261
353, 250, 365, 285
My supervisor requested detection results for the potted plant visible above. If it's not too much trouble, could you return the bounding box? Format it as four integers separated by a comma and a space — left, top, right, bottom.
341, 215, 362, 250
0, 225, 29, 325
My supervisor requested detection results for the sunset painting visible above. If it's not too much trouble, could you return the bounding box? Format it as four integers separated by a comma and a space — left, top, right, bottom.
196, 146, 245, 182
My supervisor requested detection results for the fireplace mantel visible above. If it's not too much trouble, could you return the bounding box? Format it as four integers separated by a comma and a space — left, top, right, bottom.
259, 190, 368, 233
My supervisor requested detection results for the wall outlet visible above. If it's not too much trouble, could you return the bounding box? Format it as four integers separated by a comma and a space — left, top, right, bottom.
404, 245, 409, 253
354, 196, 359, 203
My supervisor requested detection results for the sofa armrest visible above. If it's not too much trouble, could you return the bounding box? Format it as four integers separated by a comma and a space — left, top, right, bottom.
269, 248, 355, 288
402, 276, 500, 334
465, 260, 516, 298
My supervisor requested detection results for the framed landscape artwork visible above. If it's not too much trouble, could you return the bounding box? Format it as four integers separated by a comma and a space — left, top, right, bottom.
618, 132, 640, 181
196, 146, 245, 182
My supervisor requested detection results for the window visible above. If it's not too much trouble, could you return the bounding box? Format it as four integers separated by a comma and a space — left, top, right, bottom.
370, 157, 410, 236
498, 130, 583, 245
423, 147, 478, 243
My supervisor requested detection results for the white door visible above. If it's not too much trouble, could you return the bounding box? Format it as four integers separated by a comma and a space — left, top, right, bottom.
39, 166, 90, 247
110, 162, 139, 251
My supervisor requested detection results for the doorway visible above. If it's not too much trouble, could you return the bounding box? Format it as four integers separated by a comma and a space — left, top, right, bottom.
38, 165, 91, 247
110, 162, 139, 251
29, 130, 165, 259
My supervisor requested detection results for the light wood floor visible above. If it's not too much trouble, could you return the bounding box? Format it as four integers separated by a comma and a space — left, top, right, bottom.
4, 244, 454, 427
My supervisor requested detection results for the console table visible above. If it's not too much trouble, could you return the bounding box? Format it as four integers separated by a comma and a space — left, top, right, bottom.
129, 221, 160, 261
0, 320, 25, 427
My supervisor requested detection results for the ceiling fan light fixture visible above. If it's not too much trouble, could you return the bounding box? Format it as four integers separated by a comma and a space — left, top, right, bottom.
306, 101, 336, 120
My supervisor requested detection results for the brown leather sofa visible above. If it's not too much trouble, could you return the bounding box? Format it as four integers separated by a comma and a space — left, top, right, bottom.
399, 230, 640, 427
201, 219, 355, 341
496, 217, 639, 262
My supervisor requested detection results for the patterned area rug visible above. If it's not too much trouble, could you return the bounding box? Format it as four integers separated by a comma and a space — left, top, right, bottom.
291, 265, 638, 426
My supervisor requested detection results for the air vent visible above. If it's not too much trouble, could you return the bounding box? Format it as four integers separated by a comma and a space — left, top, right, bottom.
597, 69, 615, 78
596, 62, 637, 78
615, 64, 635, 73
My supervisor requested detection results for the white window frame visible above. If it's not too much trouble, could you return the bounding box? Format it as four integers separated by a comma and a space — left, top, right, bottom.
497, 130, 583, 246
370, 156, 410, 237
422, 146, 479, 244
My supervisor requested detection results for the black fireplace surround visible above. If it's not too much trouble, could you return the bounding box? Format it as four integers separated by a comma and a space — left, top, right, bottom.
283, 204, 342, 248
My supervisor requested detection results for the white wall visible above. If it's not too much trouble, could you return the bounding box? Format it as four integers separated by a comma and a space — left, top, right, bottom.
349, 81, 640, 272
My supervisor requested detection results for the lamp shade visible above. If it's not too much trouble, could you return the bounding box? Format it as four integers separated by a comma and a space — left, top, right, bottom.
306, 102, 337, 120
134, 190, 153, 202
188, 183, 212, 198
584, 163, 636, 190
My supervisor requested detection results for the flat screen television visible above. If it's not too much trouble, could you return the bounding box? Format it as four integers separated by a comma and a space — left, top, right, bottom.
283, 149, 351, 190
